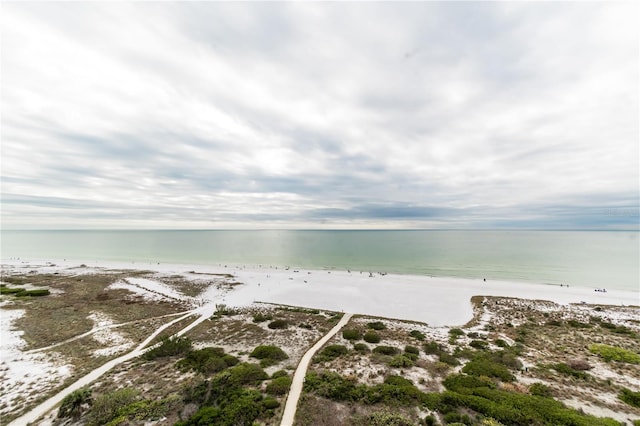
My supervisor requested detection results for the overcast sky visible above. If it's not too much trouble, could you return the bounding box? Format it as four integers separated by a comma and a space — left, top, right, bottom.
1, 2, 638, 229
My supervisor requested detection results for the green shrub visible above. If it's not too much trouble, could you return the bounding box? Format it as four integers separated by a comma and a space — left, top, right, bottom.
470, 340, 489, 350
620, 388, 640, 408
494, 339, 509, 348
367, 321, 386, 330
529, 382, 552, 397
443, 374, 495, 392
589, 344, 640, 364
315, 344, 349, 362
567, 320, 591, 328
439, 352, 460, 366
58, 387, 92, 419
389, 355, 414, 368
354, 343, 370, 353
357, 410, 415, 426
409, 330, 426, 340
227, 363, 268, 385
268, 319, 288, 329
449, 328, 465, 338
272, 369, 288, 379
363, 331, 381, 343
424, 341, 442, 355
266, 375, 292, 396
373, 345, 400, 356
443, 412, 472, 425
342, 328, 362, 340
144, 336, 192, 360
19, 289, 51, 297
463, 358, 515, 382
405, 345, 420, 355
87, 388, 139, 426
552, 363, 589, 380
250, 345, 288, 361
263, 398, 280, 410
176, 347, 238, 374
252, 313, 273, 323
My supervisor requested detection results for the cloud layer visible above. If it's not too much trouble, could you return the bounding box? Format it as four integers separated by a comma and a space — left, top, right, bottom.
2, 2, 638, 229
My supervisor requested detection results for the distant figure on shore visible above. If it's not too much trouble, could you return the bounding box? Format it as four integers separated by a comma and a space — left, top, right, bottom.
483, 278, 486, 282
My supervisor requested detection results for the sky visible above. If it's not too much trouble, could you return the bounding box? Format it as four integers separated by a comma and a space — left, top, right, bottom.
1, 2, 638, 230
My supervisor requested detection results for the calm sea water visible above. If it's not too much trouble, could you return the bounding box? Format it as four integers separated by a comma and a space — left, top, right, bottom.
1, 230, 638, 291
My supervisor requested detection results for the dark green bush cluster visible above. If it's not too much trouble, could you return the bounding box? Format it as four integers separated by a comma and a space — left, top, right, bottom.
353, 343, 370, 353
551, 363, 590, 380
0, 285, 50, 297
462, 358, 515, 382
342, 328, 362, 340
367, 321, 386, 330
409, 330, 425, 341
432, 378, 621, 426
213, 304, 239, 317
469, 340, 489, 350
363, 331, 381, 343
266, 375, 292, 396
84, 388, 180, 426
449, 328, 465, 338
389, 355, 414, 368
529, 382, 552, 398
252, 313, 273, 323
303, 371, 425, 406
619, 387, 640, 408
144, 337, 192, 360
598, 320, 636, 337
268, 319, 288, 329
176, 347, 238, 374
351, 410, 415, 426
250, 345, 288, 367
315, 344, 349, 363
567, 319, 591, 328
373, 345, 400, 356
423, 341, 443, 355
58, 388, 92, 420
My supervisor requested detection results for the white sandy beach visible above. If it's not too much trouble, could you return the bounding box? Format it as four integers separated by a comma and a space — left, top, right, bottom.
3, 258, 638, 327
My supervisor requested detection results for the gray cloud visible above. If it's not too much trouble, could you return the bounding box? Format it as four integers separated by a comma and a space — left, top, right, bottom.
1, 2, 637, 229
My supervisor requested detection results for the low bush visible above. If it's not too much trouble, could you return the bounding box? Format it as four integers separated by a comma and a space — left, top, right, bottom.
250, 345, 288, 361
409, 330, 426, 340
423, 341, 442, 355
177, 347, 238, 374
405, 345, 420, 355
529, 382, 552, 397
227, 363, 268, 386
58, 387, 92, 419
470, 340, 489, 350
367, 321, 386, 330
619, 388, 640, 408
87, 388, 139, 425
262, 398, 280, 410
268, 319, 288, 329
589, 344, 640, 364
252, 313, 273, 323
449, 328, 465, 338
271, 370, 288, 379
315, 344, 348, 362
439, 352, 460, 367
354, 343, 370, 353
373, 345, 400, 356
389, 355, 414, 368
266, 375, 292, 396
567, 320, 591, 328
363, 331, 381, 343
144, 337, 192, 360
494, 339, 509, 348
342, 328, 362, 340
463, 358, 515, 382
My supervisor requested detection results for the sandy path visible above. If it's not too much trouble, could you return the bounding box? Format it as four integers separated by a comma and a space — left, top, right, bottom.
280, 313, 353, 426
7, 310, 198, 426
23, 310, 193, 355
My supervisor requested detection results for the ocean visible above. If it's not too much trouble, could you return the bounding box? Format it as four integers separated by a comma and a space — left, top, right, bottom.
1, 230, 638, 292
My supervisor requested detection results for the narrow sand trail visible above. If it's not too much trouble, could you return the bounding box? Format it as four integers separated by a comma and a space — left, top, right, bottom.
280, 313, 353, 426
23, 310, 193, 355
7, 309, 200, 426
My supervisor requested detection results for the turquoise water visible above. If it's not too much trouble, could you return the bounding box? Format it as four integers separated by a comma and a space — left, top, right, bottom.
1, 230, 638, 291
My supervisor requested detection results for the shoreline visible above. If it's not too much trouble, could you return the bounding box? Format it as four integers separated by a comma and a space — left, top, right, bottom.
2, 258, 638, 327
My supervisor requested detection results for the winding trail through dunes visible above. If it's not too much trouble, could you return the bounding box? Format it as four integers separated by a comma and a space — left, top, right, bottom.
281, 313, 353, 426
7, 309, 199, 426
